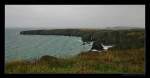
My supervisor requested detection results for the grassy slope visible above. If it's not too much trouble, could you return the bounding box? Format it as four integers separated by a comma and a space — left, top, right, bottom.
5, 48, 144, 74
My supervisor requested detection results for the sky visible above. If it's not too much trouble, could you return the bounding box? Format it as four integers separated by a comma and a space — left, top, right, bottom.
5, 5, 145, 29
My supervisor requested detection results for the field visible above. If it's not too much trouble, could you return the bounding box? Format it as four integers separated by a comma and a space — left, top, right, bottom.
5, 48, 144, 74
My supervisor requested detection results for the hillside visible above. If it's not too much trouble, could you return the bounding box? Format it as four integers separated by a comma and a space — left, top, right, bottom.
20, 28, 145, 49
5, 48, 144, 74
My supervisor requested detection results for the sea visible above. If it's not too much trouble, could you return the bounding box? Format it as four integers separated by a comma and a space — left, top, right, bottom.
5, 28, 92, 62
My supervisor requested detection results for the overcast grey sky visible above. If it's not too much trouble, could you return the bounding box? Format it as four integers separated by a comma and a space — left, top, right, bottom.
5, 5, 145, 29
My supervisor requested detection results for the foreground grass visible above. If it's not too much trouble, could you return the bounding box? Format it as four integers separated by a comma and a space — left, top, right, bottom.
5, 48, 144, 74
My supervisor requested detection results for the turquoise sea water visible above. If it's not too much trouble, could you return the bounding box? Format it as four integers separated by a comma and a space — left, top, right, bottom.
5, 28, 92, 62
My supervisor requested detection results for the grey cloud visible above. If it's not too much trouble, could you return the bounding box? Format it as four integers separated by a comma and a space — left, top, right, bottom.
5, 5, 145, 29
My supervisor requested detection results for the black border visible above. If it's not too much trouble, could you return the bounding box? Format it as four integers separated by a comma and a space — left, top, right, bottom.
1, 0, 149, 78
145, 2, 150, 78
4, 0, 146, 4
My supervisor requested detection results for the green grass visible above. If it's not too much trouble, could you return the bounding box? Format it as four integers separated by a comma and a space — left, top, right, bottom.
5, 48, 145, 74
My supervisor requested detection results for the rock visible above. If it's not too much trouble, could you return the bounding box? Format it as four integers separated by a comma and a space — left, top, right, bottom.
40, 55, 58, 61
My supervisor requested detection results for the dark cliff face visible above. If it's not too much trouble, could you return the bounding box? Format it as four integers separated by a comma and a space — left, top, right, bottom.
91, 41, 103, 50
